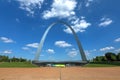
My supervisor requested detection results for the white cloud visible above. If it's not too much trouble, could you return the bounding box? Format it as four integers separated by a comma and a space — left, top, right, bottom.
17, 0, 44, 16
55, 41, 72, 48
2, 50, 12, 54
46, 49, 55, 54
8, 0, 11, 3
115, 48, 120, 53
85, 0, 93, 7
22, 47, 30, 50
16, 18, 20, 23
40, 54, 44, 57
64, 17, 91, 34
114, 38, 120, 42
67, 48, 78, 57
85, 49, 97, 56
26, 43, 39, 48
85, 50, 91, 56
99, 17, 113, 27
43, 0, 77, 19
0, 37, 15, 43
42, 0, 90, 34
90, 49, 97, 52
100, 46, 115, 51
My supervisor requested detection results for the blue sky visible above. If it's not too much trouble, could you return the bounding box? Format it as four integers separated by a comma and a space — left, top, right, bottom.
0, 0, 120, 61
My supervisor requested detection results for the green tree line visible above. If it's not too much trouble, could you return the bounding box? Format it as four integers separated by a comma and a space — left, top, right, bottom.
93, 52, 120, 62
0, 55, 29, 62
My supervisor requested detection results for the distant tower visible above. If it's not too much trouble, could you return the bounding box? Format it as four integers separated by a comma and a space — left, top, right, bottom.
34, 21, 87, 62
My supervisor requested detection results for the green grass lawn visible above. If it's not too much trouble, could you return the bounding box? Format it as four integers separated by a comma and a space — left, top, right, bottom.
84, 62, 120, 67
0, 62, 120, 67
84, 63, 117, 67
0, 62, 37, 68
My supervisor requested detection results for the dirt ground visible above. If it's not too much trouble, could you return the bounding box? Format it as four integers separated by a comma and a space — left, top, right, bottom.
0, 67, 120, 80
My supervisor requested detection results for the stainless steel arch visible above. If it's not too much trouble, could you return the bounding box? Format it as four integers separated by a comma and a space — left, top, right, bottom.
34, 21, 87, 61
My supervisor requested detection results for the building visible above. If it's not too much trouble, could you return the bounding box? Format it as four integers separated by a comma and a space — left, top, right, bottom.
32, 60, 88, 67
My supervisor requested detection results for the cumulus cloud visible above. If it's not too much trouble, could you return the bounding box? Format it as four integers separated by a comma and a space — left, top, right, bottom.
8, 0, 11, 3
22, 47, 30, 50
26, 43, 39, 48
40, 54, 44, 57
99, 17, 113, 27
55, 41, 72, 48
85, 49, 96, 56
67, 48, 78, 57
90, 49, 97, 52
16, 18, 20, 23
24, 0, 91, 34
2, 50, 12, 54
85, 0, 93, 7
46, 49, 55, 54
17, 0, 44, 16
115, 48, 120, 53
85, 50, 91, 56
64, 17, 91, 34
114, 38, 120, 42
43, 0, 77, 19
0, 37, 15, 43
100, 46, 115, 51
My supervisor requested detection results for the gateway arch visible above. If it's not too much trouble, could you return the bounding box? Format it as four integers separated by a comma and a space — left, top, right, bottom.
34, 21, 87, 62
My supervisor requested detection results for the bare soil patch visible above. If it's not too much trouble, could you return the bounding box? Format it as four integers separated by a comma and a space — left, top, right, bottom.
0, 67, 120, 80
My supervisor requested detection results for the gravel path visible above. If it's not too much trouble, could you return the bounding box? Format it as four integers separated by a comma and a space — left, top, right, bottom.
0, 67, 120, 80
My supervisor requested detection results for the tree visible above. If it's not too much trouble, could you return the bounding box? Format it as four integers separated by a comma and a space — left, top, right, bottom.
105, 52, 117, 61
0, 55, 9, 62
117, 53, 120, 61
11, 57, 20, 62
0, 55, 29, 62
93, 56, 106, 62
19, 58, 27, 62
102, 56, 107, 61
